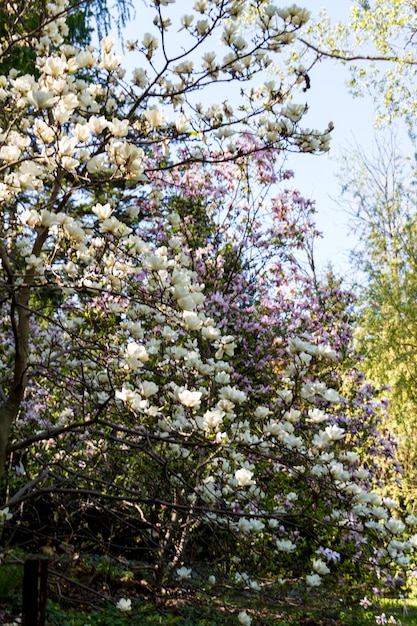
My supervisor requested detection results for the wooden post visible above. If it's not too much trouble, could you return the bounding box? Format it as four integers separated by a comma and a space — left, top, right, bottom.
22, 558, 48, 626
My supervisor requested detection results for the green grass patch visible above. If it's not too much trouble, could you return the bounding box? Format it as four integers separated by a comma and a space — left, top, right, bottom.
378, 597, 417, 625
41, 596, 417, 626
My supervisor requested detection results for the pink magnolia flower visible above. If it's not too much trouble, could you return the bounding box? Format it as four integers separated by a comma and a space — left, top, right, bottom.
359, 596, 372, 609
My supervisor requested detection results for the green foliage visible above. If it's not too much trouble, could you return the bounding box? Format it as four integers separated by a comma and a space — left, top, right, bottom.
0, 562, 23, 597
46, 601, 133, 626
0, 4, 38, 76
0, 0, 132, 77
339, 131, 417, 504
0, 562, 23, 615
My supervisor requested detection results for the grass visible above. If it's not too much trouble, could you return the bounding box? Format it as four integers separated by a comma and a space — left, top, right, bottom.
1, 593, 415, 625
378, 598, 417, 625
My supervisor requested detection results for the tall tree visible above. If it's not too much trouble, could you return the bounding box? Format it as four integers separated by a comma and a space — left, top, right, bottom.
338, 130, 417, 504
0, 0, 332, 478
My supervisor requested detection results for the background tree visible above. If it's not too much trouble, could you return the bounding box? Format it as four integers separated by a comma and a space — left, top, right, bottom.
337, 129, 417, 506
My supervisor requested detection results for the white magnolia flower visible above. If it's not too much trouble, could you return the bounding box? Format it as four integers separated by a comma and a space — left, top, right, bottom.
202, 325, 221, 341
74, 50, 97, 69
178, 389, 202, 408
281, 103, 305, 123
116, 387, 135, 403
174, 60, 194, 75
275, 538, 296, 553
202, 409, 224, 431
109, 118, 129, 137
370, 506, 389, 521
21, 209, 41, 227
109, 141, 144, 174
237, 611, 252, 626
196, 19, 209, 35
180, 14, 194, 29
132, 67, 148, 88
317, 344, 337, 360
25, 254, 43, 269
182, 311, 202, 330
29, 89, 58, 109
142, 32, 159, 51
86, 154, 107, 174
100, 35, 115, 52
307, 408, 328, 423
324, 425, 345, 441
313, 425, 345, 448
254, 406, 270, 419
194, 0, 208, 12
144, 107, 165, 128
385, 518, 405, 534
284, 408, 301, 422
167, 212, 181, 226
235, 468, 255, 487
288, 337, 313, 354
175, 113, 190, 133
383, 497, 399, 510
0, 145, 21, 162
295, 351, 312, 366
72, 123, 91, 143
219, 386, 246, 404
341, 451, 359, 464
0, 507, 12, 521
312, 559, 330, 575
176, 566, 192, 580
322, 388, 340, 403
43, 55, 67, 76
33, 119, 55, 143
99, 52, 121, 71
92, 203, 112, 220
116, 598, 131, 612
306, 573, 322, 587
141, 381, 159, 398
125, 342, 149, 369
61, 155, 79, 174
88, 115, 109, 134
214, 335, 236, 359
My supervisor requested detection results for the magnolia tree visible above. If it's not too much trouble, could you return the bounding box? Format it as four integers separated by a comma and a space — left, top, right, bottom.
127, 151, 409, 595
0, 0, 331, 477
0, 0, 414, 609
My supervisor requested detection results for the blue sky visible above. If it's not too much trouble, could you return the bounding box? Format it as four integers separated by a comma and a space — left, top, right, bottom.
284, 1, 377, 278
